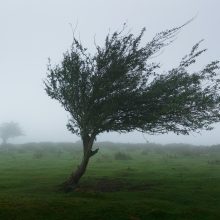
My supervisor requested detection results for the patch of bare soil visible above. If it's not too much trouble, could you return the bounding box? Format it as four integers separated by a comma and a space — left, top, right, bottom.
77, 178, 154, 192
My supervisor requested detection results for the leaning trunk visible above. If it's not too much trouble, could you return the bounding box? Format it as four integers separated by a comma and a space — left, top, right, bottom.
61, 135, 98, 191
62, 150, 91, 191
2, 137, 7, 145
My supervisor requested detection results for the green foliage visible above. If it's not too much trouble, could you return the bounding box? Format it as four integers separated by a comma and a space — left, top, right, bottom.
0, 122, 23, 144
44, 23, 220, 188
45, 23, 220, 139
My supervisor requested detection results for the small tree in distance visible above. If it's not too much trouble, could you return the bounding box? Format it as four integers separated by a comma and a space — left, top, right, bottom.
0, 122, 23, 145
44, 23, 220, 191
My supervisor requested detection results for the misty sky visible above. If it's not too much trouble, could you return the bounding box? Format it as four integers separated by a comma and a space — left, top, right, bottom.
0, 0, 219, 145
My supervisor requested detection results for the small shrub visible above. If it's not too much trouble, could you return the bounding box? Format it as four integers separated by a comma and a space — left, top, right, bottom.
141, 149, 149, 155
96, 154, 112, 163
166, 154, 178, 159
33, 151, 43, 159
56, 150, 63, 158
16, 148, 26, 154
114, 152, 132, 160
208, 160, 220, 165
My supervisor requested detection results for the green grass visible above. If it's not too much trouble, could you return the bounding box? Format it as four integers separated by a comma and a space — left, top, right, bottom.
0, 143, 220, 219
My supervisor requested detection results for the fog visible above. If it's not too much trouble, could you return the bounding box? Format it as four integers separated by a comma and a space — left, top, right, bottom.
0, 0, 219, 145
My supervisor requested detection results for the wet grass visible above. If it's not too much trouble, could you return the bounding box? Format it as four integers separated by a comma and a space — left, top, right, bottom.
0, 142, 220, 219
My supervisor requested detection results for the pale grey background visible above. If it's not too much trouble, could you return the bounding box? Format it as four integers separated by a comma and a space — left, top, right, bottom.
0, 0, 219, 144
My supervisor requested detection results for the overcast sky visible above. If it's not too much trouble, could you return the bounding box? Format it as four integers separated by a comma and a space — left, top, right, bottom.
0, 0, 219, 145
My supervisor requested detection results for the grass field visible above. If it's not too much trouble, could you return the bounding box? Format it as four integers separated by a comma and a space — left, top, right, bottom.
0, 142, 220, 220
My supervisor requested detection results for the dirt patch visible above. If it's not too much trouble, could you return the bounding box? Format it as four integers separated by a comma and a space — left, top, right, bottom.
78, 178, 155, 192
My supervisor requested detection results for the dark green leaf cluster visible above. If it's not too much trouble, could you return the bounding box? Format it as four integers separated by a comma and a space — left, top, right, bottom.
44, 24, 220, 138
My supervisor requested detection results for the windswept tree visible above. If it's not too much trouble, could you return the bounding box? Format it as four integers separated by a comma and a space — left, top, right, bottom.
44, 23, 220, 191
0, 122, 24, 145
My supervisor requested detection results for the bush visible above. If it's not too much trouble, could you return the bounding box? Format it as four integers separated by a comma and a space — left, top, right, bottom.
96, 154, 112, 163
33, 151, 44, 159
208, 160, 220, 165
114, 152, 132, 160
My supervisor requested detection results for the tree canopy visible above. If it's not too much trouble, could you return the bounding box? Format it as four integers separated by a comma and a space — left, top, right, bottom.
44, 23, 220, 190
0, 122, 23, 144
45, 24, 220, 138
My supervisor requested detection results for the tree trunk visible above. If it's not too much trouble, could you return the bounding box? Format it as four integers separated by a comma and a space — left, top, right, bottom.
60, 135, 98, 192
2, 138, 7, 145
